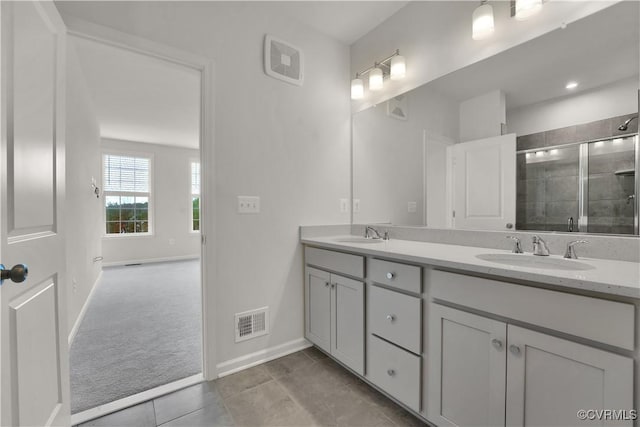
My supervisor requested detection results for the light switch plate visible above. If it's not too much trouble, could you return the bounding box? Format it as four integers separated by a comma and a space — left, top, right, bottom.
238, 196, 260, 214
353, 199, 360, 213
340, 198, 349, 213
408, 201, 417, 213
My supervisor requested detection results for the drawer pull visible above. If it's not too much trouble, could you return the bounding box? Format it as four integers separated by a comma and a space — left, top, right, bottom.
491, 338, 503, 350
509, 344, 521, 356
386, 314, 396, 322
386, 272, 396, 280
387, 369, 395, 376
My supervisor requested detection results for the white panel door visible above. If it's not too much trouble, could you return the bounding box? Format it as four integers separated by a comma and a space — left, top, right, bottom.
451, 134, 516, 230
427, 304, 507, 427
0, 2, 69, 426
331, 273, 364, 375
506, 325, 634, 427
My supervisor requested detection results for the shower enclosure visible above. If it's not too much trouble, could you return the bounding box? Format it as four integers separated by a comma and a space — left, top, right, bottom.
517, 134, 639, 235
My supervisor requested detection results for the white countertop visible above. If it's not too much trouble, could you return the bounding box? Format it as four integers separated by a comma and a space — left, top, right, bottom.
301, 235, 640, 299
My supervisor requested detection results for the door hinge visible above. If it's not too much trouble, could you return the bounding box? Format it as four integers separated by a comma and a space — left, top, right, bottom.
201, 235, 206, 245
452, 210, 456, 218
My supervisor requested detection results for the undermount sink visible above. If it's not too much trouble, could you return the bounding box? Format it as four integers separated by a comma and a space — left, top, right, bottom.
476, 253, 595, 271
335, 237, 384, 244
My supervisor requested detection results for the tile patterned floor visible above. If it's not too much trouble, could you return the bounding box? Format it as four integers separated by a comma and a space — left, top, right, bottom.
78, 347, 428, 427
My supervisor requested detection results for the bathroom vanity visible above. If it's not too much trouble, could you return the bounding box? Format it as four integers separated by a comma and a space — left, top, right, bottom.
301, 231, 639, 426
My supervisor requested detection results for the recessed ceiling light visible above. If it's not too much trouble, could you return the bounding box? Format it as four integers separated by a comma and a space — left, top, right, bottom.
565, 81, 578, 90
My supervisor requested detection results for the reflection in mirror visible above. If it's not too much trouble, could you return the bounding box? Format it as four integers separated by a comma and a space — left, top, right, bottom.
352, 2, 639, 235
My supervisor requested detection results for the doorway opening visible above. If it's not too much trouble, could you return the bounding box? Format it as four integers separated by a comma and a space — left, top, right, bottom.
66, 31, 207, 424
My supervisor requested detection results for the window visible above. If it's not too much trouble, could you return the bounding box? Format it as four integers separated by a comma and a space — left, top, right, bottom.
191, 162, 200, 231
103, 154, 151, 235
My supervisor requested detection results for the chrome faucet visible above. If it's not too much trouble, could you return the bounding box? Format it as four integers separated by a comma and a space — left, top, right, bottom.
506, 236, 523, 253
564, 240, 589, 259
365, 226, 388, 240
532, 235, 550, 256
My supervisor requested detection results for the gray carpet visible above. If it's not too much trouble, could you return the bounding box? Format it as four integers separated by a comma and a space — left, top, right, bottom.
70, 259, 202, 414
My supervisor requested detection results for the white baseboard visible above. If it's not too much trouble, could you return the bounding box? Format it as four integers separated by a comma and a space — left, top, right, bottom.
70, 373, 203, 425
102, 254, 200, 268
216, 338, 312, 378
68, 271, 103, 346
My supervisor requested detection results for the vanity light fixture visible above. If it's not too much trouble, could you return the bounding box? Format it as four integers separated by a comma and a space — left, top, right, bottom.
565, 81, 578, 90
351, 76, 364, 100
369, 66, 384, 91
350, 49, 405, 100
472, 1, 495, 40
514, 0, 543, 21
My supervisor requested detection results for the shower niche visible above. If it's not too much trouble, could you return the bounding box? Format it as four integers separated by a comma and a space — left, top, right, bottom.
516, 116, 639, 235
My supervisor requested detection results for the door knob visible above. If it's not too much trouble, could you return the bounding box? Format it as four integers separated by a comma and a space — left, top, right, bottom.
491, 338, 503, 350
386, 272, 395, 280
386, 314, 396, 322
0, 264, 28, 285
509, 344, 521, 356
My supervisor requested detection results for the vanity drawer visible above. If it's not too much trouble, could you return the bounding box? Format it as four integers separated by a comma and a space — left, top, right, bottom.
370, 285, 421, 354
369, 259, 421, 294
305, 246, 364, 279
368, 335, 421, 412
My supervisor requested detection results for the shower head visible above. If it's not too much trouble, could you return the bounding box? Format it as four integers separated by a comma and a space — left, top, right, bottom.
618, 116, 638, 131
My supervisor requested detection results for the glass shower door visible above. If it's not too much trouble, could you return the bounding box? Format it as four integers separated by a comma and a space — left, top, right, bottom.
586, 136, 638, 234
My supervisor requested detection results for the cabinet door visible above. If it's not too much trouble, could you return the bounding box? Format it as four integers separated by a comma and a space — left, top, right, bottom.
331, 274, 364, 375
305, 267, 331, 353
506, 325, 634, 427
428, 304, 507, 427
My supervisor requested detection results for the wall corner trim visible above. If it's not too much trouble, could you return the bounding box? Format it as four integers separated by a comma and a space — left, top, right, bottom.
68, 271, 103, 346
216, 338, 312, 378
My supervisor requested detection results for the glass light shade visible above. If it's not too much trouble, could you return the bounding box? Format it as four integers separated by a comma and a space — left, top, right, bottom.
472, 3, 495, 40
390, 55, 406, 80
351, 78, 364, 100
369, 67, 384, 91
515, 0, 542, 21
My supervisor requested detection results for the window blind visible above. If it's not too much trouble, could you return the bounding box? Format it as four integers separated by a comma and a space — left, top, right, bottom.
104, 155, 150, 193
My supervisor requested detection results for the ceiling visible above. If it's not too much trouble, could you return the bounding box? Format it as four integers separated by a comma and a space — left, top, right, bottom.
274, 1, 408, 45
72, 35, 201, 149
428, 1, 639, 111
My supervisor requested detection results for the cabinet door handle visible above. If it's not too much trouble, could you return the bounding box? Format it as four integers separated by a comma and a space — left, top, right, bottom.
387, 369, 395, 376
325, 281, 330, 287
386, 272, 395, 280
509, 344, 521, 356
386, 314, 396, 322
330, 283, 335, 289
491, 338, 503, 350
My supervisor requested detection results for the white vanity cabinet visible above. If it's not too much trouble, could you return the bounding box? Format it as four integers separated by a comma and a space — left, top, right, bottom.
304, 247, 365, 375
367, 258, 423, 413
428, 270, 635, 427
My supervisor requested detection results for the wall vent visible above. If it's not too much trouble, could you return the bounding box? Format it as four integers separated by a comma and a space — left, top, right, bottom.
235, 307, 269, 342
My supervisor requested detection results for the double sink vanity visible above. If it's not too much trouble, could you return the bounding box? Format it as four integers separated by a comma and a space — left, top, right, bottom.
301, 226, 640, 426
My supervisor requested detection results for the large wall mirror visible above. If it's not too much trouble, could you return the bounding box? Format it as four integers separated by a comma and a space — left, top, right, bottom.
353, 2, 639, 235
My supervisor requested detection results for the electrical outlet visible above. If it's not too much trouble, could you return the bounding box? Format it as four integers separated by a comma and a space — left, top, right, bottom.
340, 198, 349, 213
408, 201, 417, 213
238, 196, 260, 214
353, 199, 361, 213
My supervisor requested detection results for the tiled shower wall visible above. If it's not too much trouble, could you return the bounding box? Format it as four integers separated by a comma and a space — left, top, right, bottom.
516, 113, 638, 234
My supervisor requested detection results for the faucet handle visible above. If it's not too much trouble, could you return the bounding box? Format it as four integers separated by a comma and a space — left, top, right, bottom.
506, 236, 523, 253
564, 240, 589, 259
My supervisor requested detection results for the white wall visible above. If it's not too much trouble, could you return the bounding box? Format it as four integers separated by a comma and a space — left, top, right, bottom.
353, 84, 458, 226
459, 90, 506, 142
101, 138, 200, 265
55, 2, 351, 367
507, 76, 639, 136
350, 1, 618, 113
65, 38, 103, 334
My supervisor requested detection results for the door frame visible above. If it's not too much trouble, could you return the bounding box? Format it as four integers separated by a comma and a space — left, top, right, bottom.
61, 15, 217, 423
